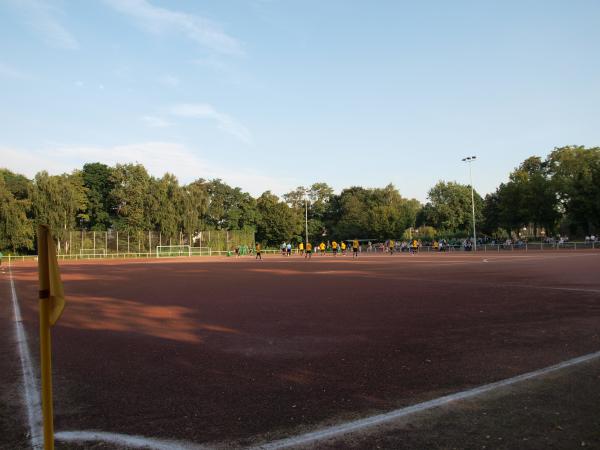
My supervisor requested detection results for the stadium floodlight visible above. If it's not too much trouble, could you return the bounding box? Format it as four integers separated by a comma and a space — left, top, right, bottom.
462, 156, 478, 251
304, 189, 309, 246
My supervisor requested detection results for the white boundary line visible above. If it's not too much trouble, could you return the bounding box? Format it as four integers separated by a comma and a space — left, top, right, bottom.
252, 350, 600, 449
55, 431, 210, 449
8, 265, 43, 449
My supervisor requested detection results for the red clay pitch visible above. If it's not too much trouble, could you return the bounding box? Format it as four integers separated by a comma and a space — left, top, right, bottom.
6, 251, 600, 447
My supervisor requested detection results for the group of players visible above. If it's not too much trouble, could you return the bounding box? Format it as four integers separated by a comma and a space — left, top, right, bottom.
298, 239, 361, 259
254, 239, 361, 260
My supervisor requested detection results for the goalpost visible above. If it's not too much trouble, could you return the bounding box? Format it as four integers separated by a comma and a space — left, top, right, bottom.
156, 245, 191, 258
189, 246, 211, 256
79, 248, 107, 258
155, 245, 212, 257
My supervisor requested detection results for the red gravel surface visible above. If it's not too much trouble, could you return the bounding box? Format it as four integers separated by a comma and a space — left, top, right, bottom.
6, 251, 600, 447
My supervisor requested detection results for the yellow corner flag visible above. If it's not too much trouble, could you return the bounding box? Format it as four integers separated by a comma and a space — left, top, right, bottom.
37, 224, 66, 450
38, 224, 65, 325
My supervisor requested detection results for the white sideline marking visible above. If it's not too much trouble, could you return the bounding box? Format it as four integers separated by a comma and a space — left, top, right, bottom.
55, 431, 210, 450
253, 350, 600, 449
9, 266, 43, 449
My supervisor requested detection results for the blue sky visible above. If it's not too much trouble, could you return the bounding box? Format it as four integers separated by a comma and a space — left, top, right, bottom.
1, 0, 599, 201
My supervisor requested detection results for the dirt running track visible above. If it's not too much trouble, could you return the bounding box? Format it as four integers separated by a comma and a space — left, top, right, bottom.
3, 251, 600, 448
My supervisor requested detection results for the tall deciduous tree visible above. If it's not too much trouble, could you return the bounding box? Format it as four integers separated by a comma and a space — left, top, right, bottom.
0, 169, 31, 200
502, 157, 559, 236
31, 171, 88, 233
481, 192, 503, 237
256, 191, 301, 245
0, 175, 33, 251
180, 180, 209, 236
82, 162, 115, 230
147, 173, 182, 238
284, 182, 334, 240
423, 181, 483, 234
203, 179, 258, 230
110, 163, 151, 232
547, 146, 600, 234
328, 184, 419, 240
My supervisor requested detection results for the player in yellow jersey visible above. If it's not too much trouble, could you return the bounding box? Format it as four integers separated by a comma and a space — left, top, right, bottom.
410, 239, 418, 255
389, 239, 395, 255
319, 242, 326, 255
255, 243, 262, 260
340, 241, 347, 255
331, 240, 338, 256
299, 241, 304, 256
305, 242, 312, 259
352, 239, 359, 258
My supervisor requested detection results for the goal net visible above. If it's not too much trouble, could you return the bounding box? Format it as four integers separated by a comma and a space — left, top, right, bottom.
79, 248, 107, 258
156, 245, 191, 257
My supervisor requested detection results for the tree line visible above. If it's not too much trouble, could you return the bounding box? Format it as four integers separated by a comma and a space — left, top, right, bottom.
0, 145, 598, 253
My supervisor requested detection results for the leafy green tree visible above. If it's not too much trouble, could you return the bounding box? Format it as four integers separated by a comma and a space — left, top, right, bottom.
284, 183, 334, 240
4, 147, 600, 248
423, 181, 483, 234
256, 191, 301, 245
31, 171, 88, 232
547, 146, 600, 235
328, 187, 371, 238
368, 185, 419, 239
415, 225, 437, 240
147, 173, 182, 238
328, 184, 419, 240
398, 198, 422, 233
110, 163, 151, 232
0, 169, 31, 200
495, 181, 529, 236
202, 179, 258, 230
308, 183, 334, 214
29, 171, 87, 252
227, 191, 259, 231
490, 156, 561, 237
481, 192, 502, 237
82, 162, 115, 230
283, 186, 307, 210
0, 176, 33, 252
510, 157, 559, 235
180, 180, 209, 236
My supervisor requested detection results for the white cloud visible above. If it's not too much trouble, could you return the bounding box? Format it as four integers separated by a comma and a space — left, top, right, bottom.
191, 57, 243, 86
158, 74, 180, 87
169, 103, 252, 144
103, 0, 243, 55
192, 57, 228, 72
7, 0, 79, 49
0, 143, 292, 197
0, 62, 31, 80
141, 115, 171, 128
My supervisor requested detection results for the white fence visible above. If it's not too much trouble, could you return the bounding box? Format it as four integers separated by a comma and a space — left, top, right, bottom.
3, 241, 598, 264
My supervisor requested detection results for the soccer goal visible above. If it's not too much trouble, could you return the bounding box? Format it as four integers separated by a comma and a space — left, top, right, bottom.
79, 248, 107, 258
190, 246, 211, 256
156, 245, 192, 257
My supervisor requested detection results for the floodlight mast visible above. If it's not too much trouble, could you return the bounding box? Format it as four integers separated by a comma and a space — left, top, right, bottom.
304, 190, 309, 246
461, 156, 477, 251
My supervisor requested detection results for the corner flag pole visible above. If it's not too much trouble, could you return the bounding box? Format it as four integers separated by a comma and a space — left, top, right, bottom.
37, 224, 66, 450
